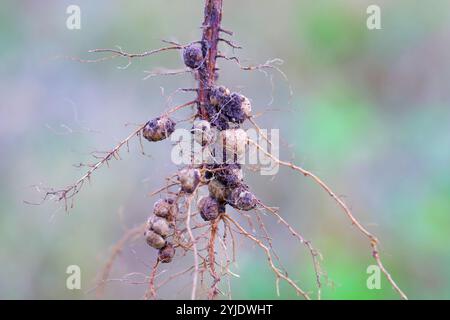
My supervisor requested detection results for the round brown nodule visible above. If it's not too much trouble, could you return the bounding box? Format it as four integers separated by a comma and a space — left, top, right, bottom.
148, 215, 171, 238
198, 196, 224, 221
208, 179, 228, 202
178, 168, 201, 194
145, 229, 166, 249
228, 186, 257, 211
183, 44, 204, 69
153, 198, 177, 220
209, 85, 231, 106
143, 116, 176, 142
158, 243, 176, 263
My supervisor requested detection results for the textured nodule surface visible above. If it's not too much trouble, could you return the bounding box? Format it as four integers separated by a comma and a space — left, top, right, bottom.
178, 167, 201, 193
148, 215, 171, 238
143, 116, 176, 142
222, 93, 250, 123
153, 198, 177, 219
228, 185, 257, 211
208, 179, 228, 202
183, 44, 204, 69
145, 229, 166, 249
198, 196, 224, 221
209, 85, 231, 106
207, 163, 243, 188
158, 243, 176, 263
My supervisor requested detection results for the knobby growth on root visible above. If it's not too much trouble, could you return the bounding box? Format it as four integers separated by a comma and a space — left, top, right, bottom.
37, 0, 407, 300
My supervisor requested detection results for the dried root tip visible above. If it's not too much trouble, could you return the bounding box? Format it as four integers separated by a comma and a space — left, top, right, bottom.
209, 85, 231, 106
143, 116, 176, 142
145, 229, 166, 249
183, 43, 204, 69
158, 243, 175, 263
153, 198, 177, 219
198, 196, 224, 221
218, 128, 248, 162
228, 185, 257, 211
208, 179, 228, 202
178, 167, 201, 193
148, 215, 171, 238
192, 120, 217, 146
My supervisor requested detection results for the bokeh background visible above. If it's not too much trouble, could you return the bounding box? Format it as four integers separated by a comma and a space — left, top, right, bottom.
1, 0, 449, 299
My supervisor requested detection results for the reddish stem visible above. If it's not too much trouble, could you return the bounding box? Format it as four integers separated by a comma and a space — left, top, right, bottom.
197, 0, 223, 120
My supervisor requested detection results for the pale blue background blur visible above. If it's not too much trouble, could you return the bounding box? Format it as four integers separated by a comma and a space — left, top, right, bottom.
1, 0, 449, 299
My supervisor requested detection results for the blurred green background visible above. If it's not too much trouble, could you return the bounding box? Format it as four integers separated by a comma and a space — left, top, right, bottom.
1, 0, 449, 299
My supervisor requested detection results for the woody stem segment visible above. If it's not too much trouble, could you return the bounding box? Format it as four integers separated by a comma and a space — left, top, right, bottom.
197, 0, 223, 120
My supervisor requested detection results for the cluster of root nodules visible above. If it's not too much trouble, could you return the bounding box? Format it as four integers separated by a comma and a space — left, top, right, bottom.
138, 43, 277, 299
45, 8, 406, 300
86, 37, 324, 300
